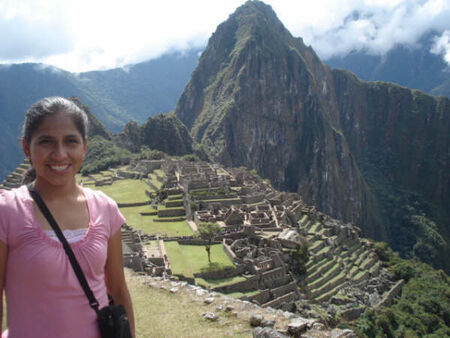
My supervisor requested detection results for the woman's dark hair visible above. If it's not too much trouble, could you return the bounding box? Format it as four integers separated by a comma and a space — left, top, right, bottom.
21, 97, 89, 184
22, 96, 89, 144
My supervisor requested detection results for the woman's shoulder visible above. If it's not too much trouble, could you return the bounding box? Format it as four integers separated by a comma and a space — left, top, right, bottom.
0, 185, 29, 208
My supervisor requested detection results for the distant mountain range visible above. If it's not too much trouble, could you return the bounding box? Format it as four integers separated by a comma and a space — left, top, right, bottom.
325, 32, 450, 98
0, 50, 200, 179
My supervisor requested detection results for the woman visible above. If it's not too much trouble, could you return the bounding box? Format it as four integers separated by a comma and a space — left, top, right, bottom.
0, 97, 135, 337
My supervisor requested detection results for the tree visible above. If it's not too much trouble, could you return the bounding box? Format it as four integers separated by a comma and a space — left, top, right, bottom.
196, 222, 222, 263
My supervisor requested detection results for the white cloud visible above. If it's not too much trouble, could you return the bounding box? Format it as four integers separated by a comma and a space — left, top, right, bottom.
272, 0, 450, 60
0, 0, 449, 71
431, 30, 450, 64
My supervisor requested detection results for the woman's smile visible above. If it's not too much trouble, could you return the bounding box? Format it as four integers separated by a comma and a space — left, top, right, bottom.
47, 164, 72, 172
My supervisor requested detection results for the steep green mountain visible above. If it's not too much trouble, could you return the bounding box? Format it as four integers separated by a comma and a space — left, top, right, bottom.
0, 50, 199, 180
175, 1, 450, 270
325, 32, 450, 98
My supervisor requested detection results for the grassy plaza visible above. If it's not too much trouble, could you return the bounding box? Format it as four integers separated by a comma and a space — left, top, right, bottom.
95, 179, 151, 204
165, 242, 236, 281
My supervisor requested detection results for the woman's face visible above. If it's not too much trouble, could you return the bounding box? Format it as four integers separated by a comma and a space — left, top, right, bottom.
22, 112, 87, 188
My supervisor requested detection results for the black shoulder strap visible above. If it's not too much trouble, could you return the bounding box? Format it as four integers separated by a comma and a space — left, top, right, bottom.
27, 185, 100, 313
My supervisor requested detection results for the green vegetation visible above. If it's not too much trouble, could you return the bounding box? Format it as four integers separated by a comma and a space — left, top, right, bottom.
137, 146, 165, 160
196, 222, 222, 263
362, 154, 449, 271
81, 136, 131, 175
353, 242, 450, 337
95, 179, 150, 204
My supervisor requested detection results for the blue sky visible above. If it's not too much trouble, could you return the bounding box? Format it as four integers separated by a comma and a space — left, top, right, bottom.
0, 0, 449, 72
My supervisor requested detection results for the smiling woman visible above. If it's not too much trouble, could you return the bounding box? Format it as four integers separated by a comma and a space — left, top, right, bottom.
0, 97, 135, 338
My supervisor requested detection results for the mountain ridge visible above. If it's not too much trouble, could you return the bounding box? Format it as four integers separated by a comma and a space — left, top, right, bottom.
0, 50, 200, 180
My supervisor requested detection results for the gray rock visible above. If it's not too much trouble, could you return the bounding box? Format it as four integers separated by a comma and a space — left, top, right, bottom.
288, 317, 309, 336
330, 328, 357, 337
196, 289, 208, 297
261, 319, 275, 328
225, 304, 234, 312
253, 327, 289, 338
204, 297, 215, 304
311, 322, 326, 331
283, 311, 296, 319
250, 314, 264, 327
330, 296, 351, 305
340, 307, 365, 321
147, 282, 158, 288
169, 287, 178, 293
202, 312, 218, 322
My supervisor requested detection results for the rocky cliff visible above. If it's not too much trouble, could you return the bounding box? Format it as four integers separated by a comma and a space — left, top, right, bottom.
175, 1, 450, 270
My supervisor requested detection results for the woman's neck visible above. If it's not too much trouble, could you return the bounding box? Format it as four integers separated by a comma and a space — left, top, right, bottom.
32, 178, 80, 201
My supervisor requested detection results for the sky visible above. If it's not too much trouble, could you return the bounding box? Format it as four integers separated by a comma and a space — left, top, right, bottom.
0, 0, 449, 72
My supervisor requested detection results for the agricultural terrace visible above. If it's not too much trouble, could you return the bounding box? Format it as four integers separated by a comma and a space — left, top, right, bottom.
119, 205, 157, 227
147, 169, 165, 190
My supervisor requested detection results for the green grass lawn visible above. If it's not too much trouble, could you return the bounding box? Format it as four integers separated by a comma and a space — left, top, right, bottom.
165, 243, 235, 279
95, 179, 150, 204
143, 219, 192, 237
165, 241, 194, 279
120, 205, 157, 227
132, 214, 192, 236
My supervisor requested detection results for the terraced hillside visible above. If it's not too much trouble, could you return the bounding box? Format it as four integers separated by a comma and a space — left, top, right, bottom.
1, 159, 395, 323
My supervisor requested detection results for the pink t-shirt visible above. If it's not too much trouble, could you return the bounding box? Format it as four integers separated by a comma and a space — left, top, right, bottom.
0, 185, 125, 338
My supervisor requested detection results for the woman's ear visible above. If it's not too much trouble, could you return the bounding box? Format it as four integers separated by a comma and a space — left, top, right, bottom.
22, 138, 30, 159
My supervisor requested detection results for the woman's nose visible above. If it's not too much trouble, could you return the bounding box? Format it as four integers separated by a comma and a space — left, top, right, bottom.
51, 143, 68, 159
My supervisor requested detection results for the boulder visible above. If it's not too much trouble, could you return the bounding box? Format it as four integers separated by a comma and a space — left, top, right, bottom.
330, 328, 357, 337
250, 314, 264, 327
202, 312, 218, 322
288, 317, 309, 336
253, 327, 289, 338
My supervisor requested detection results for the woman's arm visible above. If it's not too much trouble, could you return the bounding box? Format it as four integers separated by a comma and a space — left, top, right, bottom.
104, 228, 135, 338
0, 241, 7, 330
